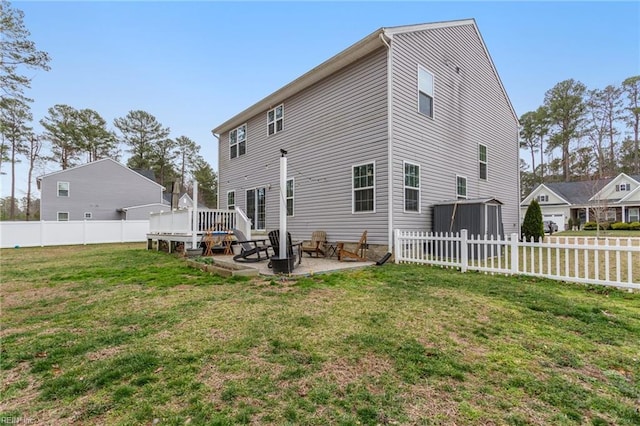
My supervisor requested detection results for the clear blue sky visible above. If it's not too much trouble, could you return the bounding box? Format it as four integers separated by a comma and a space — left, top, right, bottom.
3, 0, 639, 198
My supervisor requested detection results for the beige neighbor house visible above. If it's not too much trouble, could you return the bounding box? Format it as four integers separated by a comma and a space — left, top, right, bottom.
212, 19, 520, 253
38, 158, 168, 221
520, 173, 640, 231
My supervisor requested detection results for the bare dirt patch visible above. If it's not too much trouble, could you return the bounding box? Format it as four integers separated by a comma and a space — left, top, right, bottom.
0, 362, 40, 415
85, 346, 122, 361
1, 285, 75, 310
314, 354, 393, 389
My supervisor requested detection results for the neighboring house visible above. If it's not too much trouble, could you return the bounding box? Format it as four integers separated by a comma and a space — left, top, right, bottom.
38, 158, 168, 221
162, 191, 208, 210
520, 173, 640, 230
212, 19, 520, 251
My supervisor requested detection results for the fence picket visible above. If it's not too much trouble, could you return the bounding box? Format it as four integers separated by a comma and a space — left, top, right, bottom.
394, 229, 639, 290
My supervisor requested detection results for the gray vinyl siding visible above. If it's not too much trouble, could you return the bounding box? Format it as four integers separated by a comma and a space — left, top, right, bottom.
40, 159, 165, 221
217, 48, 389, 244
389, 24, 520, 235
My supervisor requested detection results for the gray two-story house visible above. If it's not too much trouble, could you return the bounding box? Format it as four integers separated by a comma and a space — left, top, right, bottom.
38, 158, 168, 221
212, 19, 520, 251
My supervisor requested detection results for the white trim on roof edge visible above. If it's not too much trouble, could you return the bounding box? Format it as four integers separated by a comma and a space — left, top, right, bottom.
588, 172, 639, 202
212, 18, 518, 135
520, 183, 571, 206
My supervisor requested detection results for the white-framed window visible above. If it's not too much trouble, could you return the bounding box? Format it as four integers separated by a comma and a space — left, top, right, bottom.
57, 212, 69, 221
404, 161, 420, 213
227, 190, 235, 210
456, 175, 467, 199
606, 209, 617, 222
286, 178, 294, 217
418, 66, 434, 118
84, 212, 92, 219
479, 144, 487, 180
629, 208, 639, 222
537, 194, 549, 202
57, 181, 69, 197
229, 124, 247, 159
616, 183, 631, 191
267, 104, 284, 135
353, 162, 375, 213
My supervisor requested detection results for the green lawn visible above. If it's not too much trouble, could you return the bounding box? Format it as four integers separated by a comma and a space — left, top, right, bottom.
556, 230, 640, 238
1, 243, 639, 425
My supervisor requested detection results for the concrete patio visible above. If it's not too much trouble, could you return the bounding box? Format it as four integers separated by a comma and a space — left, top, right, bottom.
208, 253, 377, 276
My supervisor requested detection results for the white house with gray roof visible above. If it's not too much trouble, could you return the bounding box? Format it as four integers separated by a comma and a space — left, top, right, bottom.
521, 173, 640, 230
212, 19, 520, 250
38, 158, 168, 221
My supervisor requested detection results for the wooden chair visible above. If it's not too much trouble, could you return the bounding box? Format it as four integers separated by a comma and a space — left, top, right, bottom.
232, 229, 270, 263
267, 230, 303, 267
301, 230, 327, 258
338, 230, 368, 262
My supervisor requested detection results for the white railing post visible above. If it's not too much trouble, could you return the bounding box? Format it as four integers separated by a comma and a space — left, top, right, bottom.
460, 229, 468, 272
510, 233, 519, 274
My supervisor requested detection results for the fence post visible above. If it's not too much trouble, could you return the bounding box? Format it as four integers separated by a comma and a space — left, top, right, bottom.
460, 229, 468, 272
393, 229, 399, 263
510, 233, 519, 274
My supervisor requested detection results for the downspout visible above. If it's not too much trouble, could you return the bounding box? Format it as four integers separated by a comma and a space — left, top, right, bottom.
380, 31, 394, 252
211, 131, 220, 209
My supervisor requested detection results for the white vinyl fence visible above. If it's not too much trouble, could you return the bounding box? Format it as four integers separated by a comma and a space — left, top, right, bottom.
394, 229, 640, 290
0, 220, 149, 248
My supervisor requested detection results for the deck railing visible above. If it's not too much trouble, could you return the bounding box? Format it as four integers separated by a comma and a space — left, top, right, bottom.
149, 207, 252, 239
394, 229, 640, 290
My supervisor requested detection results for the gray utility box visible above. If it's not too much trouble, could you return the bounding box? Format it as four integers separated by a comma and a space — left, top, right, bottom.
431, 198, 504, 260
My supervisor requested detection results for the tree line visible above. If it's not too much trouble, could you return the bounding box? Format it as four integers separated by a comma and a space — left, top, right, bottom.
519, 76, 640, 198
0, 1, 217, 220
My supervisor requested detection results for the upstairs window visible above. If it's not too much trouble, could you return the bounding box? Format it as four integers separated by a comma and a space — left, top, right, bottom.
537, 194, 548, 202
57, 181, 69, 197
353, 162, 375, 213
616, 183, 630, 191
286, 178, 294, 216
268, 104, 284, 135
229, 124, 247, 159
404, 162, 420, 212
227, 190, 235, 210
456, 175, 467, 199
418, 66, 434, 118
479, 144, 487, 180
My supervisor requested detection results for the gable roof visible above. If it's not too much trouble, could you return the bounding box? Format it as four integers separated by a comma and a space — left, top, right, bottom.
36, 158, 165, 190
212, 19, 517, 135
588, 172, 639, 201
523, 174, 640, 206
521, 183, 571, 205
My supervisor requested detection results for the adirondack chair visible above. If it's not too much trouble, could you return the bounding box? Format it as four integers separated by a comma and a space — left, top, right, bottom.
338, 230, 368, 262
267, 230, 303, 268
301, 230, 327, 258
232, 229, 270, 263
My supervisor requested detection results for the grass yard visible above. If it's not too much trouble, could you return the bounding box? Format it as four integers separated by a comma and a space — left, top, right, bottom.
1, 244, 639, 425
556, 230, 640, 238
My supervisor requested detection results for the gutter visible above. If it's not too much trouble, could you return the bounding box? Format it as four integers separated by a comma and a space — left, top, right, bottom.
380, 30, 394, 252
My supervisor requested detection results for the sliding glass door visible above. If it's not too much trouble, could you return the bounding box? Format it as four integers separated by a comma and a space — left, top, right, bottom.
246, 187, 266, 230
